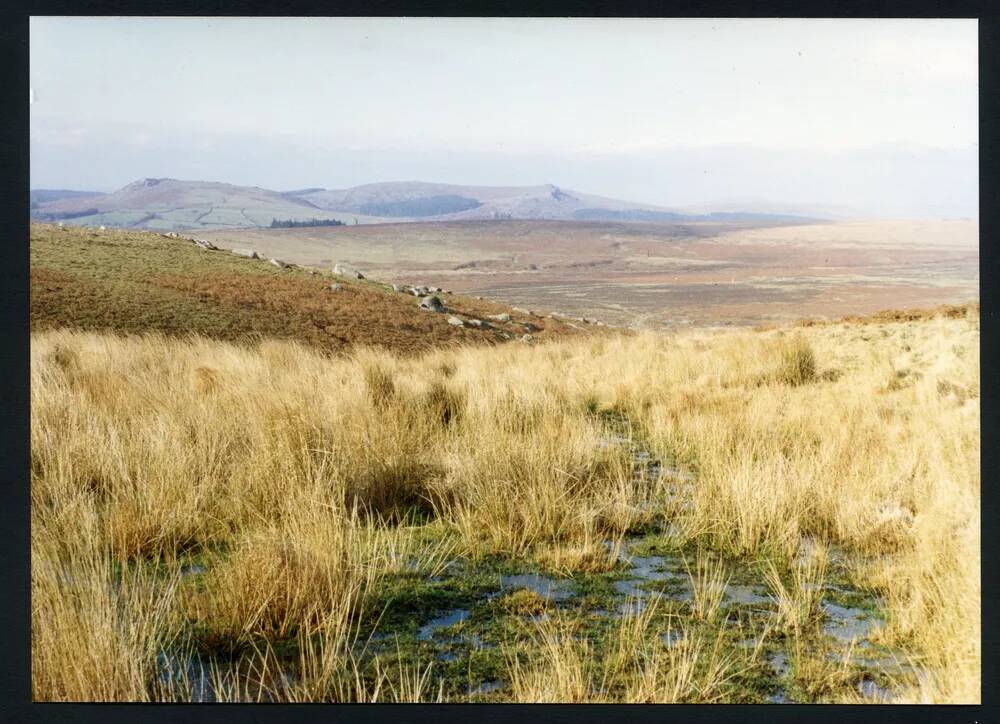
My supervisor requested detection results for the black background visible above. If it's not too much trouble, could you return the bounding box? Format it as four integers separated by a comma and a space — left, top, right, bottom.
0, 3, 994, 723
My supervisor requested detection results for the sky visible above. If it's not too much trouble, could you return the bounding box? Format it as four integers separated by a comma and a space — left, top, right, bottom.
30, 17, 978, 218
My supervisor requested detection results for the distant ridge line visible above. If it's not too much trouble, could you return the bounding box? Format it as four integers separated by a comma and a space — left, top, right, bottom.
30, 177, 826, 232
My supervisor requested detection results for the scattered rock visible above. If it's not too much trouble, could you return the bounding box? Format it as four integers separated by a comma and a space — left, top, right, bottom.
488, 313, 511, 323
466, 319, 485, 328
333, 263, 364, 279
232, 248, 259, 259
309, 270, 317, 276
521, 334, 534, 343
420, 295, 445, 312
330, 283, 343, 292
193, 239, 217, 251
447, 316, 465, 327
392, 284, 406, 293
98, 225, 106, 231
522, 323, 540, 333
270, 258, 290, 269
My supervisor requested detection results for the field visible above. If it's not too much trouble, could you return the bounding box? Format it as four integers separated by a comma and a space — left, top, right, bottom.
199, 219, 979, 328
31, 307, 979, 702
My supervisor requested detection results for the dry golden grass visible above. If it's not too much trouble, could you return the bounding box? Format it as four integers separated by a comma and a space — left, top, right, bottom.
763, 544, 828, 633
507, 595, 754, 704
686, 553, 730, 624
30, 305, 979, 702
623, 628, 750, 704
787, 633, 859, 702
506, 617, 599, 702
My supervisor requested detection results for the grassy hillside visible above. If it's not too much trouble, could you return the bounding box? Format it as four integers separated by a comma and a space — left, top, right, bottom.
31, 308, 979, 703
30, 223, 591, 356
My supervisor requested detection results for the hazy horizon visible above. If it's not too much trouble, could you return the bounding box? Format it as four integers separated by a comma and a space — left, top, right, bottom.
30, 17, 979, 219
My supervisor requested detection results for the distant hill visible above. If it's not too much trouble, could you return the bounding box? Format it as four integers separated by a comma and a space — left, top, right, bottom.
677, 198, 860, 221
30, 189, 104, 208
30, 178, 345, 232
31, 178, 822, 231
295, 181, 720, 223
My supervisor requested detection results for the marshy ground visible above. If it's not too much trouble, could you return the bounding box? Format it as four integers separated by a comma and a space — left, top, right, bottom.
30, 303, 979, 703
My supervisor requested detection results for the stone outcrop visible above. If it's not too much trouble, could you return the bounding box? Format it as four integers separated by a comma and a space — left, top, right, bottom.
419, 295, 445, 312
333, 263, 365, 279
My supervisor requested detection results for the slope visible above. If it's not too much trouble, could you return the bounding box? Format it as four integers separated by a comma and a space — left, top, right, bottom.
30, 223, 596, 356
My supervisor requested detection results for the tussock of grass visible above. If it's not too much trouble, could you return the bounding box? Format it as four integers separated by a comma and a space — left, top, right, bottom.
763, 545, 827, 633
360, 353, 397, 409
31, 510, 181, 701
686, 553, 730, 624
500, 589, 550, 616
788, 633, 858, 702
535, 539, 623, 575
508, 597, 753, 704
506, 617, 599, 702
421, 377, 466, 427
182, 502, 381, 642
624, 628, 749, 704
774, 334, 817, 386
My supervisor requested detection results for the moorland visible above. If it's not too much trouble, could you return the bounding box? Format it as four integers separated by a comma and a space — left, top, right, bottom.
198, 218, 979, 328
30, 223, 980, 703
